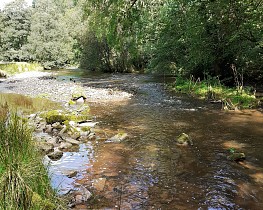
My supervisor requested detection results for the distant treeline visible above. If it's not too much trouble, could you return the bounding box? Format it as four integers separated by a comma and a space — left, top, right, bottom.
0, 0, 262, 83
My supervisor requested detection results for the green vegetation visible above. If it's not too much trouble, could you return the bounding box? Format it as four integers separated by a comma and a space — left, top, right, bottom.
0, 62, 43, 75
0, 0, 262, 86
0, 93, 59, 114
0, 104, 64, 209
169, 76, 261, 109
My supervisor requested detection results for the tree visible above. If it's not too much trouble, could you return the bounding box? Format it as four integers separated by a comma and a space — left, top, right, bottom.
149, 0, 263, 82
0, 0, 31, 61
81, 0, 162, 72
23, 0, 77, 68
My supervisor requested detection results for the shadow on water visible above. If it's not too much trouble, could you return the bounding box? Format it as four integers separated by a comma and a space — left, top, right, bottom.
33, 70, 263, 209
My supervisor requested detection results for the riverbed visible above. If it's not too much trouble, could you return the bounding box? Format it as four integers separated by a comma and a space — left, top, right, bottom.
1, 69, 263, 209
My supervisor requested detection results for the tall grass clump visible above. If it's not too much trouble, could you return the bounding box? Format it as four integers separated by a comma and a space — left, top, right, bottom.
0, 104, 63, 209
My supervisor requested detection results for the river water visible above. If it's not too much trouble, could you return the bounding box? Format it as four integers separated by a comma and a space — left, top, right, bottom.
3, 70, 263, 209
52, 72, 263, 209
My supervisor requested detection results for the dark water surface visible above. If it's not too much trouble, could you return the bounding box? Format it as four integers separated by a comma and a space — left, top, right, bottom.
39, 70, 263, 209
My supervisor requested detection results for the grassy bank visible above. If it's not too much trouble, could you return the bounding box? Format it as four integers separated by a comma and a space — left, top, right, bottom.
0, 62, 43, 76
0, 104, 64, 209
168, 76, 261, 109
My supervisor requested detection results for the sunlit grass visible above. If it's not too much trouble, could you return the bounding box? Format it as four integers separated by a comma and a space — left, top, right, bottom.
0, 93, 60, 114
169, 76, 261, 109
0, 62, 43, 75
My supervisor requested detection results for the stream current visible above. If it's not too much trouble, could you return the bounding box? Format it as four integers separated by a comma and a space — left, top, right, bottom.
50, 71, 263, 209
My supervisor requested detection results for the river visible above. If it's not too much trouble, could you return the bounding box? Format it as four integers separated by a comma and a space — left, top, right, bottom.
2, 70, 263, 209
54, 71, 263, 209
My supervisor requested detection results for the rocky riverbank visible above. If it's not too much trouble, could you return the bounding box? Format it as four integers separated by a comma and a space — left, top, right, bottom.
0, 70, 133, 208
0, 71, 133, 104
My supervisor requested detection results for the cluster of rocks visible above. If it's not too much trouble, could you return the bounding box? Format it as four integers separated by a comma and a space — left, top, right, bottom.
175, 133, 246, 162
29, 109, 97, 161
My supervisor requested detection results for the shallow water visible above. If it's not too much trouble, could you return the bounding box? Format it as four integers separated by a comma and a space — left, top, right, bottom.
12, 70, 262, 209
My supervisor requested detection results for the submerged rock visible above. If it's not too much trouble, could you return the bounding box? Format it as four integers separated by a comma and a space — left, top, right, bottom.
63, 170, 78, 178
176, 133, 193, 146
106, 133, 128, 143
227, 152, 246, 162
92, 178, 106, 191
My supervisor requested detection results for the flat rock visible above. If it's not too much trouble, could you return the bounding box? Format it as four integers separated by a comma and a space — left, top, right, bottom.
64, 137, 81, 145
78, 122, 98, 128
58, 125, 67, 135
59, 142, 73, 150
106, 133, 128, 143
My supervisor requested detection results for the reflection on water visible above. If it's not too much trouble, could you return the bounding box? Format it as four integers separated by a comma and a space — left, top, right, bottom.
43, 143, 94, 195
39, 72, 263, 209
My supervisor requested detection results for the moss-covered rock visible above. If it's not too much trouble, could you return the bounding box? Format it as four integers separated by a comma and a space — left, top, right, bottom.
176, 133, 193, 146
42, 110, 68, 124
72, 87, 87, 101
41, 108, 91, 125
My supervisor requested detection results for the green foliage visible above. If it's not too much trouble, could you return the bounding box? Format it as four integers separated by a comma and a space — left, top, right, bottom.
0, 111, 63, 209
0, 0, 84, 68
81, 0, 160, 72
23, 0, 75, 69
0, 0, 262, 81
170, 76, 260, 109
148, 0, 263, 81
0, 0, 31, 61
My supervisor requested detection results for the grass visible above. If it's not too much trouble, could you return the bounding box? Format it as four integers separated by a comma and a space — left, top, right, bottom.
0, 93, 60, 114
169, 76, 261, 109
0, 62, 43, 75
0, 104, 64, 209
